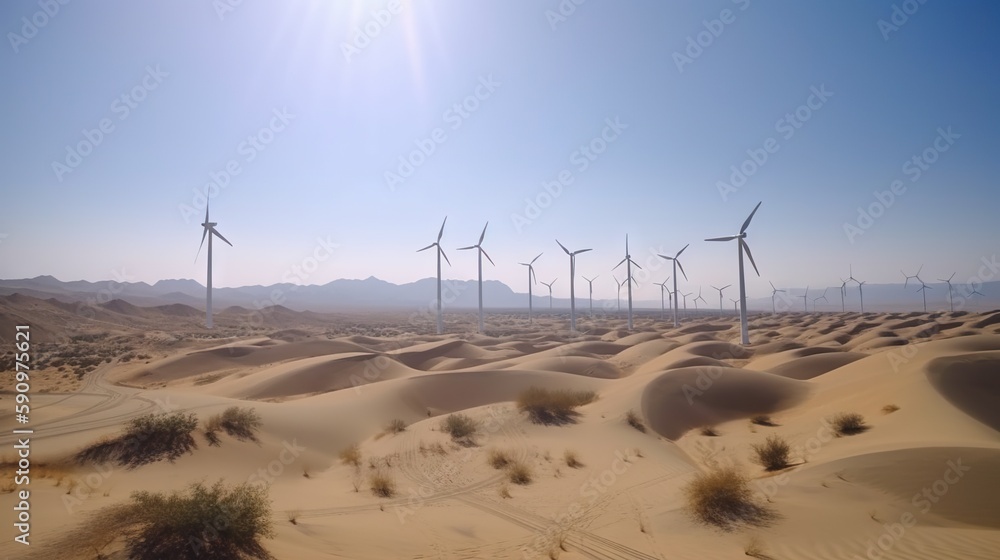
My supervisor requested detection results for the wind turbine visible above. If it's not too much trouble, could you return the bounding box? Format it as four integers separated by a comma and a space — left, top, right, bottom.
457, 222, 494, 334
557, 240, 592, 332
519, 253, 542, 324
838, 279, 848, 312
655, 279, 670, 320
613, 275, 624, 313
681, 291, 692, 310
813, 288, 829, 311
613, 234, 642, 330
693, 287, 707, 311
582, 275, 599, 317
799, 287, 809, 312
541, 279, 557, 309
196, 202, 233, 329
730, 297, 739, 314
705, 201, 762, 345
417, 217, 451, 335
657, 244, 689, 328
916, 280, 932, 312
712, 284, 731, 316
939, 273, 956, 312
848, 265, 866, 313
902, 265, 922, 288
769, 281, 785, 315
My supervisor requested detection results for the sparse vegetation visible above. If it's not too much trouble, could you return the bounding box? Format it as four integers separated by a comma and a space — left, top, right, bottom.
385, 418, 407, 434
750, 435, 791, 471
625, 408, 646, 433
506, 459, 533, 485
744, 536, 769, 558
882, 404, 900, 414
684, 466, 773, 530
564, 449, 582, 469
498, 481, 512, 499
832, 412, 868, 436
339, 444, 362, 467
75, 412, 198, 468
441, 413, 479, 445
369, 469, 396, 498
517, 386, 597, 425
487, 448, 513, 469
205, 406, 262, 444
750, 415, 777, 427
700, 425, 720, 437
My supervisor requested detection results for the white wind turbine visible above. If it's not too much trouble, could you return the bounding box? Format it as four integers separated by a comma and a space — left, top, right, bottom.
582, 275, 599, 317
848, 265, 866, 313
541, 278, 557, 309
655, 279, 670, 320
902, 265, 922, 288
612, 235, 642, 330
519, 253, 542, 324
657, 244, 689, 328
705, 201, 762, 345
458, 222, 494, 334
693, 287, 707, 311
556, 240, 592, 332
799, 286, 809, 312
939, 273, 957, 312
813, 288, 829, 311
730, 297, 739, 314
613, 275, 624, 313
916, 279, 932, 312
196, 202, 233, 329
712, 284, 731, 316
769, 281, 785, 315
417, 217, 451, 335
681, 291, 692, 310
838, 278, 849, 312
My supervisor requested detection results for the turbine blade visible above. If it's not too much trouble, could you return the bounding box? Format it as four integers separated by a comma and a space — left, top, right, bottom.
479, 222, 488, 245
705, 235, 738, 242
769, 281, 776, 291
211, 227, 233, 247
657, 254, 672, 261
530, 252, 542, 264
574, 248, 593, 255
437, 216, 447, 242
556, 239, 570, 255
676, 244, 689, 258
630, 258, 642, 270
723, 284, 731, 290
457, 245, 476, 251
613, 257, 627, 270
439, 247, 451, 266
741, 239, 760, 276
676, 260, 688, 281
417, 243, 435, 252
196, 226, 208, 261
741, 201, 762, 234
481, 248, 495, 266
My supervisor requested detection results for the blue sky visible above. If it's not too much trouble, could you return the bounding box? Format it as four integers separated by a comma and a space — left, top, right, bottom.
2, 0, 998, 300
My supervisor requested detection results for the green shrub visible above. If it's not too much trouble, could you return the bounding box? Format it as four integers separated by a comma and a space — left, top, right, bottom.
76, 412, 198, 468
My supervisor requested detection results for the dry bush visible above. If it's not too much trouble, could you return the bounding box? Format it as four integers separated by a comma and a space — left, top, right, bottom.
339, 444, 361, 467
750, 415, 777, 427
684, 466, 774, 530
700, 425, 720, 437
385, 418, 407, 434
487, 448, 513, 469
832, 412, 868, 436
881, 404, 900, 414
750, 435, 791, 471
564, 449, 583, 469
517, 387, 597, 425
506, 459, 533, 485
498, 481, 512, 499
369, 469, 396, 498
75, 412, 198, 469
625, 408, 646, 433
205, 407, 262, 444
441, 413, 479, 445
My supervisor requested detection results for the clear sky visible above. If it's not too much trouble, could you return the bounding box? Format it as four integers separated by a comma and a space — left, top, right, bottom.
2, 0, 998, 300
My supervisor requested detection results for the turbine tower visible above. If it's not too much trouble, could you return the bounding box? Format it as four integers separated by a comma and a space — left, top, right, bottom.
196, 202, 233, 329
769, 281, 785, 315
730, 297, 739, 314
541, 279, 557, 309
582, 275, 599, 317
613, 275, 624, 312
916, 279, 932, 312
799, 286, 809, 312
681, 291, 692, 310
939, 273, 956, 312
712, 284, 731, 316
848, 265, 865, 313
457, 222, 494, 334
657, 244, 689, 328
519, 253, 542, 324
705, 201, 762, 345
556, 240, 592, 332
416, 217, 451, 335
613, 234, 642, 330
655, 279, 670, 320
838, 279, 848, 312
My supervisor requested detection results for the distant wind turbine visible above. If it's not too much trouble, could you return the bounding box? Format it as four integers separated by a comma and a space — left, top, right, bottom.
457, 222, 494, 334
519, 253, 542, 324
657, 244, 689, 328
196, 202, 233, 329
705, 201, 763, 345
848, 265, 865, 313
712, 284, 731, 316
541, 278, 557, 309
681, 291, 692, 310
613, 275, 624, 313
582, 275, 599, 317
769, 281, 785, 315
939, 273, 956, 312
799, 286, 809, 312
693, 287, 707, 311
612, 234, 642, 330
416, 217, 451, 334
556, 240, 592, 332
916, 279, 932, 312
902, 265, 922, 288
730, 297, 739, 314
655, 279, 670, 320
838, 278, 849, 312
813, 288, 829, 311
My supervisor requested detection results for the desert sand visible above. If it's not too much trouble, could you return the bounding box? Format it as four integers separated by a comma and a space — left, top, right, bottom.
2, 301, 1000, 559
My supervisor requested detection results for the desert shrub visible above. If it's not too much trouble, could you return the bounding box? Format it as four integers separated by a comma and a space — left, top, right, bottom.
441, 413, 479, 445
339, 444, 361, 467
750, 435, 791, 471
369, 469, 396, 498
386, 418, 407, 434
832, 412, 868, 436
564, 449, 582, 469
124, 480, 274, 559
517, 387, 597, 425
506, 459, 533, 485
487, 448, 513, 469
205, 407, 262, 443
881, 404, 900, 414
750, 415, 776, 427
684, 466, 772, 529
625, 409, 646, 433
76, 412, 198, 468
700, 425, 719, 437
